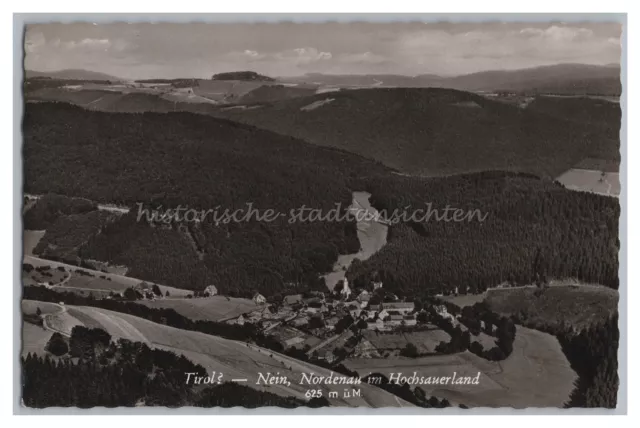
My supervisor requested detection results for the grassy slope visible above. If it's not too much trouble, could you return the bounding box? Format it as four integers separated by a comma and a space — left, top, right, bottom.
345, 326, 576, 408
22, 300, 62, 316
138, 296, 261, 322
62, 305, 411, 408
23, 230, 46, 256
22, 323, 54, 357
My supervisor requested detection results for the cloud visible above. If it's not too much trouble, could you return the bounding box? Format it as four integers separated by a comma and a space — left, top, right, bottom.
24, 22, 622, 78
284, 47, 332, 63
25, 31, 45, 53
518, 25, 594, 41
63, 38, 111, 50
338, 51, 389, 65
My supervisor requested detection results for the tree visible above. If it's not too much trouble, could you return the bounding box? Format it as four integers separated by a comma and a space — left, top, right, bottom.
308, 316, 325, 330
400, 343, 419, 358
123, 287, 140, 301
165, 290, 170, 297
36, 307, 42, 317
46, 332, 69, 356
152, 284, 162, 296
356, 319, 368, 330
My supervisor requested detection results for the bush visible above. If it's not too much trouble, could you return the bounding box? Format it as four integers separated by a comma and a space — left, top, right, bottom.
400, 342, 419, 358
45, 333, 69, 356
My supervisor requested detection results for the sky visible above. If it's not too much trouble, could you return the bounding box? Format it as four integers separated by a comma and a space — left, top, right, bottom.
24, 21, 622, 79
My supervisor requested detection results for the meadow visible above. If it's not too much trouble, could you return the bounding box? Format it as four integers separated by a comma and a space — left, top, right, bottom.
138, 296, 261, 322
362, 328, 451, 355
345, 326, 576, 408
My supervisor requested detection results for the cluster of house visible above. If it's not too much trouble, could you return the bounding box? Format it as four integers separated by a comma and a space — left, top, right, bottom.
229, 278, 456, 337
354, 301, 418, 331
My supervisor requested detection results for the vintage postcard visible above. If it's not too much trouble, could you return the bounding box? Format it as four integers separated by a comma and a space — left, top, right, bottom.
17, 15, 623, 412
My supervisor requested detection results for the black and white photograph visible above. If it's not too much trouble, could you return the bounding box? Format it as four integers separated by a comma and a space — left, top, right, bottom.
14, 13, 625, 413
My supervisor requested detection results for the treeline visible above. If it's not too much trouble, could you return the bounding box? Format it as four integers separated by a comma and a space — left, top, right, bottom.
427, 302, 515, 361
23, 286, 278, 347
510, 311, 619, 408
22, 326, 323, 408
348, 171, 619, 295
23, 103, 383, 295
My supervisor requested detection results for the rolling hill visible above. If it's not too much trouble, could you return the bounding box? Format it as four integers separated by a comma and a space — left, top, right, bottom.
25, 69, 123, 81
23, 102, 386, 294
443, 63, 621, 94
212, 87, 620, 177
31, 302, 410, 407
281, 64, 621, 95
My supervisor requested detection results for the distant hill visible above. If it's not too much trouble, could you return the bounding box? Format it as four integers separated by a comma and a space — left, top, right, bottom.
445, 64, 621, 95
238, 84, 317, 104
27, 85, 620, 177
282, 73, 445, 88
212, 71, 275, 82
25, 69, 123, 81
280, 64, 621, 95
212, 87, 620, 178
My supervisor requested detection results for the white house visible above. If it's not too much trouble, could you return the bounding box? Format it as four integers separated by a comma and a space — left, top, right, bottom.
367, 319, 385, 330
253, 293, 267, 305
231, 314, 246, 326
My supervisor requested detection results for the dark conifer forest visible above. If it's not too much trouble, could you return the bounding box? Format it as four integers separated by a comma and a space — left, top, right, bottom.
348, 171, 619, 295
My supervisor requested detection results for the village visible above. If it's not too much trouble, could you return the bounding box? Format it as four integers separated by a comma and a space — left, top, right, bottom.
220, 278, 460, 363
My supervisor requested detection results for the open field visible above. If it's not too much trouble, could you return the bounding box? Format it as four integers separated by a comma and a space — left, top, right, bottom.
22, 300, 62, 316
61, 305, 411, 407
345, 326, 576, 408
138, 296, 262, 322
363, 328, 451, 355
43, 308, 84, 337
23, 230, 46, 256
64, 275, 130, 292
22, 322, 54, 356
439, 293, 487, 308
485, 285, 619, 330
23, 267, 69, 287
556, 168, 620, 197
